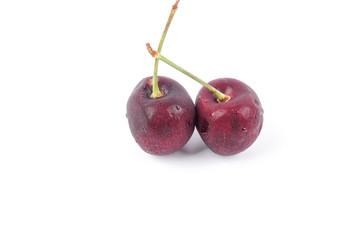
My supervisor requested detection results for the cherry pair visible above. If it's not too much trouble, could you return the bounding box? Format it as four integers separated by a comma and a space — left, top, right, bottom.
126, 1, 263, 156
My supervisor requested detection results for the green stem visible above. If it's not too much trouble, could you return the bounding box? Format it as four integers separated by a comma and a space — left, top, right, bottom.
151, 0, 180, 98
146, 43, 231, 102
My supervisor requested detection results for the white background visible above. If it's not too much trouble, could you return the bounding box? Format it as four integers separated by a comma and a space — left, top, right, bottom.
1, 0, 360, 239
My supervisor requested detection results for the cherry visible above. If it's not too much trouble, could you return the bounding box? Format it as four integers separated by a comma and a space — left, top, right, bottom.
127, 76, 195, 155
146, 44, 263, 156
127, 0, 195, 155
196, 78, 263, 156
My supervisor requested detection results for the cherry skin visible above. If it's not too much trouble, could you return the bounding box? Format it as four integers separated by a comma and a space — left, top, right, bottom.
127, 76, 196, 155
196, 78, 264, 156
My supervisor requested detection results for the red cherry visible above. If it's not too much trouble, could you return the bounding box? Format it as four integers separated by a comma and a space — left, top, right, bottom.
196, 78, 263, 156
127, 76, 195, 155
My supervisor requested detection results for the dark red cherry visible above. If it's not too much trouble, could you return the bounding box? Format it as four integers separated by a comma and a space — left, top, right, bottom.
127, 76, 196, 155
196, 78, 263, 156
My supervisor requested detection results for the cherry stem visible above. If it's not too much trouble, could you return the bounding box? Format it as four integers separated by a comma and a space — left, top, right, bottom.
146, 43, 231, 102
151, 0, 180, 98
